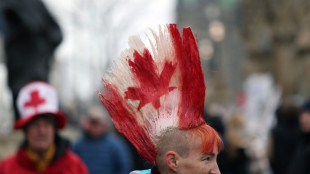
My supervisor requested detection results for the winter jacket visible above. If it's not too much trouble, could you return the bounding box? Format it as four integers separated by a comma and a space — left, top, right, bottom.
72, 133, 133, 174
0, 134, 88, 174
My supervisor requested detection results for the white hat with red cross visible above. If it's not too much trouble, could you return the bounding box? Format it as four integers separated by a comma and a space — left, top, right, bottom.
14, 81, 66, 129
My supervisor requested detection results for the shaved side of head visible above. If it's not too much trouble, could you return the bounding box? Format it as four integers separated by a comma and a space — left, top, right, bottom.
155, 123, 222, 171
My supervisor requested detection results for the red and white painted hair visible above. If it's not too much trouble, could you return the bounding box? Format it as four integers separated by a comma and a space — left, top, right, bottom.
98, 24, 220, 164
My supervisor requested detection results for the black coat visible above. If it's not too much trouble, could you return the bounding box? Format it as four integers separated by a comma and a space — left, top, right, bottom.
287, 133, 310, 174
270, 125, 302, 174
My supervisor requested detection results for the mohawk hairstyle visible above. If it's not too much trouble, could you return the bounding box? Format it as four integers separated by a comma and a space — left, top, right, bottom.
98, 24, 206, 164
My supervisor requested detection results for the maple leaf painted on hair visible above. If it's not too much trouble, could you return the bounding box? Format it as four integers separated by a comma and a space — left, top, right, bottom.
125, 49, 177, 110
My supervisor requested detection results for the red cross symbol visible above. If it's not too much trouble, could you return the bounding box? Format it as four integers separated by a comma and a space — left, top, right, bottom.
24, 90, 46, 109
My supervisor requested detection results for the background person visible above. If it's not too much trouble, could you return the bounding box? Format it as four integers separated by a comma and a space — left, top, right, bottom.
268, 103, 301, 174
73, 106, 133, 174
0, 81, 88, 174
287, 98, 310, 174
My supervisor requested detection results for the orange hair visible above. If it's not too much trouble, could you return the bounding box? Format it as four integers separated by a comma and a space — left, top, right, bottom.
189, 123, 222, 154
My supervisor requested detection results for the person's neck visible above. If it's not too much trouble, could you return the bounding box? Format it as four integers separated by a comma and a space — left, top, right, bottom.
34, 149, 49, 159
26, 144, 56, 171
27, 144, 55, 159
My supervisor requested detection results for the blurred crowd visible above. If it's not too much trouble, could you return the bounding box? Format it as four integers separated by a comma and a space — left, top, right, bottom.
204, 97, 310, 174
1, 80, 310, 174
0, 0, 310, 174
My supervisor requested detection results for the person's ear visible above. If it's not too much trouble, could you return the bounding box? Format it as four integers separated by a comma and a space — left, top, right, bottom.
165, 151, 179, 172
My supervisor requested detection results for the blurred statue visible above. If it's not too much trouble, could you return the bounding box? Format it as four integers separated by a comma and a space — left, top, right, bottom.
0, 0, 62, 120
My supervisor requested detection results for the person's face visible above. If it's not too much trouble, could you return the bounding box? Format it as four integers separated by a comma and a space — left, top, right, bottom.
82, 118, 106, 139
25, 117, 55, 152
300, 111, 310, 132
177, 143, 220, 174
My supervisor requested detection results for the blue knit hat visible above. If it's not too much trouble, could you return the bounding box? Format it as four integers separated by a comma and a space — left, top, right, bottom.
302, 97, 310, 112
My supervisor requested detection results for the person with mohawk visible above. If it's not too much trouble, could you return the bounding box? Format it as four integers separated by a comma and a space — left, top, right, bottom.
98, 24, 222, 174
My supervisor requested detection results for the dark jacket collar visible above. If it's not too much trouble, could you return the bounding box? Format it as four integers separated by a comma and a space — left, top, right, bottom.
52, 133, 70, 161
151, 167, 161, 174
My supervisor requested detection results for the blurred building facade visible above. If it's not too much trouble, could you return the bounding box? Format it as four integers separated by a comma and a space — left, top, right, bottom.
242, 0, 310, 99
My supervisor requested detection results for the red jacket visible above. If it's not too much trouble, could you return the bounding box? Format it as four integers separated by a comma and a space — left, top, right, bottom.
0, 135, 89, 174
